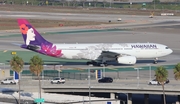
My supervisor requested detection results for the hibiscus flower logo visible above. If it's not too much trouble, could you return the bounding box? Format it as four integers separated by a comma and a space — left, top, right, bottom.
19, 24, 28, 35
40, 43, 63, 57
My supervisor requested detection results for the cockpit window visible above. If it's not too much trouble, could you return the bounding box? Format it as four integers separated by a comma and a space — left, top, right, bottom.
165, 47, 169, 49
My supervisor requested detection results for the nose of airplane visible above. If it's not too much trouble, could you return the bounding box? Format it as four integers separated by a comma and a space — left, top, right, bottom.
169, 49, 173, 54
162, 48, 173, 56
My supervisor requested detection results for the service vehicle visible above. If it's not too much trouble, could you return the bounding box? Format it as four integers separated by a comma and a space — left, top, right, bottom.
1, 78, 17, 85
51, 77, 65, 84
148, 79, 169, 85
98, 77, 113, 83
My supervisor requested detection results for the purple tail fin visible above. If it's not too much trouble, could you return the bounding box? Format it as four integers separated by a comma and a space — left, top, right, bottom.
17, 18, 63, 58
17, 19, 51, 46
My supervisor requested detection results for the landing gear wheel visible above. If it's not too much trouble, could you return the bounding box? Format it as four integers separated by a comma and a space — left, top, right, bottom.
153, 61, 158, 64
86, 61, 98, 66
100, 62, 108, 67
153, 58, 158, 64
86, 62, 92, 66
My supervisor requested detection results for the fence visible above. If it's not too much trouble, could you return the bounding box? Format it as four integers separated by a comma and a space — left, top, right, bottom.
10, 69, 96, 80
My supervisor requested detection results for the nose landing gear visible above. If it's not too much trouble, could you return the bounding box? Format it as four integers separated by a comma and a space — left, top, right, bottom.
153, 58, 158, 64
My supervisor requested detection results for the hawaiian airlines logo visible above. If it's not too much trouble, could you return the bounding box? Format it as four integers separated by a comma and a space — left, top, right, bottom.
19, 24, 35, 45
131, 44, 158, 49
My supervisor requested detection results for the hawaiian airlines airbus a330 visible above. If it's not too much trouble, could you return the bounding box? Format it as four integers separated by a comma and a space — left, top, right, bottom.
17, 19, 173, 66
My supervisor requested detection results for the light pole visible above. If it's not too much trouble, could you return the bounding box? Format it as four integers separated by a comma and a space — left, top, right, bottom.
103, 65, 105, 77
154, 0, 155, 10
58, 65, 63, 78
42, 70, 44, 80
147, 64, 152, 81
134, 68, 142, 87
130, 0, 132, 9
109, 0, 111, 8
88, 66, 91, 104
42, 65, 47, 86
42, 65, 47, 80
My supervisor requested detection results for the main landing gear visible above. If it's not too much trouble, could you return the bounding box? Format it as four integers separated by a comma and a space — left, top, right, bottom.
153, 58, 158, 64
86, 61, 108, 67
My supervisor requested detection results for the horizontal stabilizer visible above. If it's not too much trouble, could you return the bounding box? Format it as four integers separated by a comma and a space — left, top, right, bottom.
11, 43, 23, 46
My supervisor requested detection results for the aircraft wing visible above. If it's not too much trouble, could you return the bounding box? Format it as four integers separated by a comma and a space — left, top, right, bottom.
96, 51, 130, 61
101, 51, 119, 57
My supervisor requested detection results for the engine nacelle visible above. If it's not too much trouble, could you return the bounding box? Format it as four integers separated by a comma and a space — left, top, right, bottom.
117, 56, 136, 65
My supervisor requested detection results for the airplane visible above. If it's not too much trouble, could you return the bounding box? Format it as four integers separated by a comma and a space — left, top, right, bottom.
17, 19, 173, 66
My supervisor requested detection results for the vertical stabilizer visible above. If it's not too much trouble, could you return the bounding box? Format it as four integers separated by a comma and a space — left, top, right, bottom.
17, 19, 51, 46
17, 18, 63, 57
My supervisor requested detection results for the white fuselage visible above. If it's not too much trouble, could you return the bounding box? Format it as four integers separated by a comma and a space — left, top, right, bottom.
18, 19, 173, 64
54, 43, 173, 60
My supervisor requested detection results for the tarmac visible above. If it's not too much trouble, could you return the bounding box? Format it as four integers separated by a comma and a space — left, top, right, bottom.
0, 9, 180, 104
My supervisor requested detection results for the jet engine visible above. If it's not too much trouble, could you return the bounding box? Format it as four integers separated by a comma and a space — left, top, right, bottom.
117, 56, 136, 65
